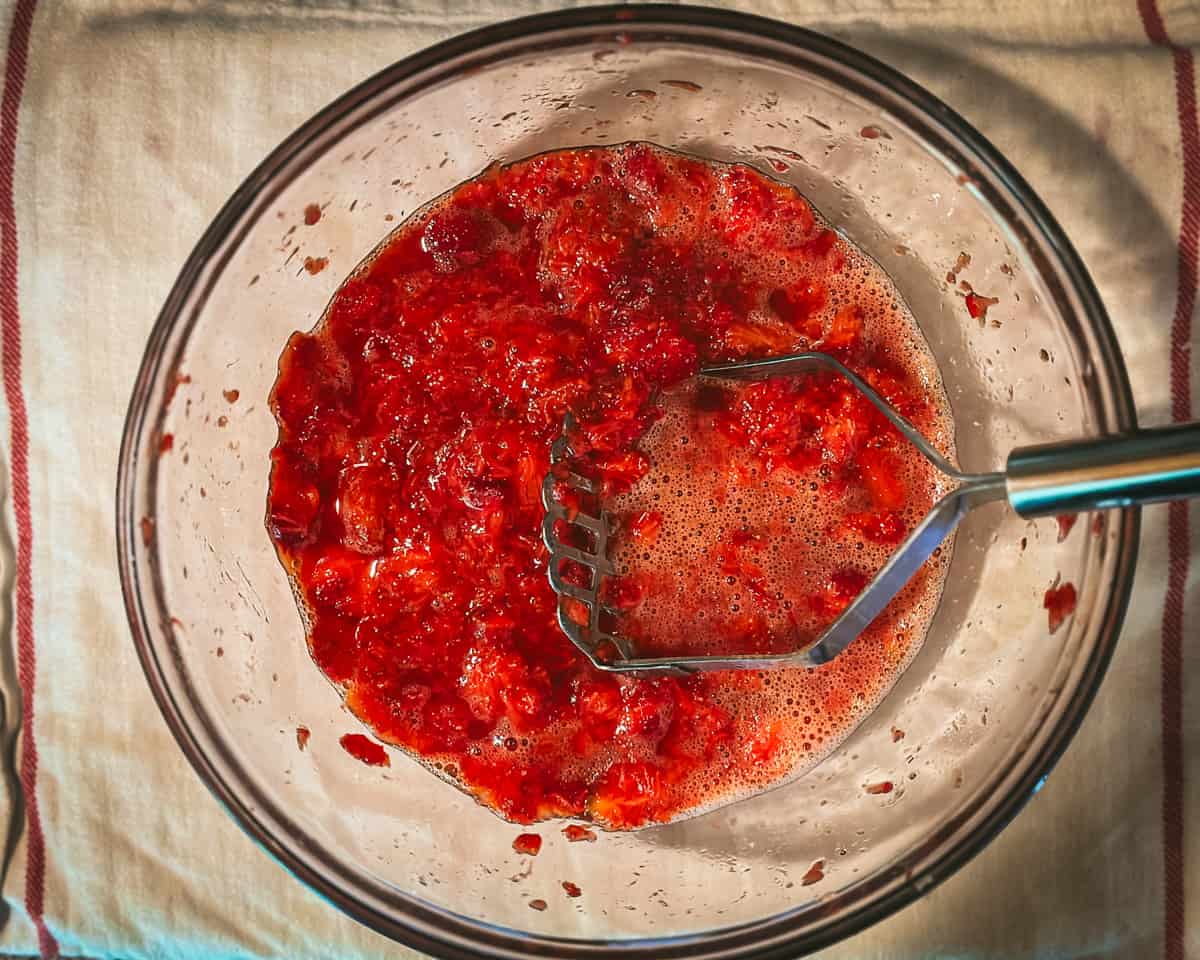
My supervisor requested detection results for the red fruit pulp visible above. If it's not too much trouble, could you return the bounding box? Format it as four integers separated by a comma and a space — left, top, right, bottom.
1044, 578, 1078, 635
267, 143, 954, 828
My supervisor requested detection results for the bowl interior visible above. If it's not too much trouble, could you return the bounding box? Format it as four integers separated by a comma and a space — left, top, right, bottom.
120, 10, 1135, 957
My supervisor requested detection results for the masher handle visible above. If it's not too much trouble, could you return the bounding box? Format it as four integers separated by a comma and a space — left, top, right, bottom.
1006, 421, 1200, 518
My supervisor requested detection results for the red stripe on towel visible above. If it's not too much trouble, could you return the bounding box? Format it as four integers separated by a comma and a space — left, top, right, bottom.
1137, 3, 1195, 959
0, 1, 56, 957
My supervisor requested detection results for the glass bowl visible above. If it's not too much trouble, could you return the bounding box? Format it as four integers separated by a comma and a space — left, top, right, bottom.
116, 6, 1138, 958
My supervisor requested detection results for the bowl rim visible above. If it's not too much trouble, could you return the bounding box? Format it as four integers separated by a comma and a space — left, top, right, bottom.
116, 5, 1140, 958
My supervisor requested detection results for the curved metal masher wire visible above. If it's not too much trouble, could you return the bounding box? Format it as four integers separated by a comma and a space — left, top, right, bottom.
705, 352, 969, 480
540, 353, 1007, 675
540, 414, 639, 665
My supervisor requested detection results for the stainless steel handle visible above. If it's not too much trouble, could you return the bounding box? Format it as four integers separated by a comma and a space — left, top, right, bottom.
1006, 421, 1200, 518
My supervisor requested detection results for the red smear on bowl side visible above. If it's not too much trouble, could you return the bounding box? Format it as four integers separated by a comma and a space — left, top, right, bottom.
339, 733, 389, 767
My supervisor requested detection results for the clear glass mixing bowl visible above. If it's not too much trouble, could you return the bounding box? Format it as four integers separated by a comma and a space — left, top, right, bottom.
116, 6, 1138, 958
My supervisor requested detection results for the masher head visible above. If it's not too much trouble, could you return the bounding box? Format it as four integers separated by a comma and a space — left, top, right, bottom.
540, 352, 1005, 675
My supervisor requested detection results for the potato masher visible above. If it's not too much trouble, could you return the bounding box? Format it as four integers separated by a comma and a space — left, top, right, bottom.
541, 352, 1200, 676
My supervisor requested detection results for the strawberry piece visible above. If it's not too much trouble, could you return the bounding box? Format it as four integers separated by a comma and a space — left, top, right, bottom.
1056, 513, 1078, 542
624, 510, 663, 544
267, 449, 321, 548
601, 576, 645, 611
562, 824, 597, 842
617, 681, 675, 739
1044, 577, 1077, 634
307, 548, 371, 617
858, 446, 906, 511
420, 207, 493, 272
724, 321, 797, 357
768, 283, 826, 340
809, 569, 868, 620
844, 510, 907, 545
745, 720, 784, 766
588, 761, 666, 828
573, 676, 622, 741
965, 291, 1000, 320
512, 833, 542, 856
822, 305, 864, 351
339, 733, 390, 767
336, 464, 391, 554
589, 449, 651, 496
